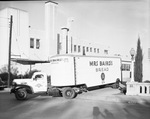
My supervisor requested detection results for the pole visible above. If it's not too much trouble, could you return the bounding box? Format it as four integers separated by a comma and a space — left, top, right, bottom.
131, 56, 134, 82
8, 15, 13, 88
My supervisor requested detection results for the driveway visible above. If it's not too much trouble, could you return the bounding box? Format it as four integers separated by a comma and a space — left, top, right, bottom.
0, 87, 150, 119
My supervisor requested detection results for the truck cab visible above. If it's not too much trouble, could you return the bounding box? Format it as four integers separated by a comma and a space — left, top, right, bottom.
11, 72, 48, 100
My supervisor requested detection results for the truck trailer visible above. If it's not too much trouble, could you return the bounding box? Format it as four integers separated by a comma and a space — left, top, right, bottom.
11, 55, 122, 100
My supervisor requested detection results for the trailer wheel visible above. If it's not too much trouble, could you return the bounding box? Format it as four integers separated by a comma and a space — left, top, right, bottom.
15, 88, 27, 100
62, 87, 76, 99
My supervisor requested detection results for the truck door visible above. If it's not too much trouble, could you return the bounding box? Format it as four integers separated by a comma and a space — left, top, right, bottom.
32, 74, 47, 93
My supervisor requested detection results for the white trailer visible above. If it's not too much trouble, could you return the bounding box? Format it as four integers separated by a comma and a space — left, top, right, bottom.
48, 55, 121, 98
11, 55, 122, 100
50, 55, 121, 87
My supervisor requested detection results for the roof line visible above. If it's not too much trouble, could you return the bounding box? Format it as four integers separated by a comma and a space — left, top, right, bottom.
45, 1, 58, 5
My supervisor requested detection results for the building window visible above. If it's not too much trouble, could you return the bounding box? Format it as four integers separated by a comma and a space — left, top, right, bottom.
94, 48, 96, 53
104, 50, 108, 54
78, 45, 80, 52
36, 39, 40, 49
97, 49, 99, 53
86, 47, 89, 52
90, 47, 92, 52
83, 46, 86, 55
30, 38, 34, 48
74, 45, 76, 52
121, 64, 130, 71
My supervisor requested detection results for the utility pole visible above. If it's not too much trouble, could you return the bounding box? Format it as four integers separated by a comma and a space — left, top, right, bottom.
8, 15, 13, 88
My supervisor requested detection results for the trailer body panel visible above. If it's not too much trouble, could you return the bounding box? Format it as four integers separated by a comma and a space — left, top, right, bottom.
50, 55, 121, 87
50, 56, 75, 86
75, 56, 121, 87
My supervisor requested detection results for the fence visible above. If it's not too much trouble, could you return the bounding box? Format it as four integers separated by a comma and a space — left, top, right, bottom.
126, 82, 150, 96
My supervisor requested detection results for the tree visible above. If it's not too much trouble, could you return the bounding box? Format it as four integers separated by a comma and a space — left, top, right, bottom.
0, 64, 18, 75
0, 64, 19, 85
134, 37, 143, 82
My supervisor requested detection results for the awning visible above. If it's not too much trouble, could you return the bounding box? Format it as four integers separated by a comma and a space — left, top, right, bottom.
11, 58, 50, 65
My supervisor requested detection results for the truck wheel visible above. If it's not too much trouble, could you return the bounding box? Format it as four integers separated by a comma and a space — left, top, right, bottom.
62, 87, 76, 99
15, 89, 27, 100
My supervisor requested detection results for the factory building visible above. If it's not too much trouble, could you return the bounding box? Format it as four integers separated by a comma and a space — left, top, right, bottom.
0, 1, 109, 70
0, 7, 30, 66
59, 27, 109, 56
0, 1, 149, 81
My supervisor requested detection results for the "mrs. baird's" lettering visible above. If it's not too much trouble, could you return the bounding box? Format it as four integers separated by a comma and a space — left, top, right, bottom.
89, 61, 113, 66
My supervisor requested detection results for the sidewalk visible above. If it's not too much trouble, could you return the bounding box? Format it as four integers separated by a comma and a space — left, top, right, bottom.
78, 87, 150, 104
105, 93, 150, 104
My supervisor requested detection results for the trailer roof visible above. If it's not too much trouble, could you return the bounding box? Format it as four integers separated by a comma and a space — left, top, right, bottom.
50, 54, 121, 59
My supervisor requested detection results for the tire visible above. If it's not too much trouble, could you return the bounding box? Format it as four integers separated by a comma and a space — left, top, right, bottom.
15, 89, 28, 100
62, 87, 76, 99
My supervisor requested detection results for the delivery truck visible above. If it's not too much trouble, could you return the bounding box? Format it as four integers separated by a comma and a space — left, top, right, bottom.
11, 55, 122, 100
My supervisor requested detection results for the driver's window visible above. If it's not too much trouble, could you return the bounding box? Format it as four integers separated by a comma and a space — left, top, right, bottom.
34, 74, 44, 81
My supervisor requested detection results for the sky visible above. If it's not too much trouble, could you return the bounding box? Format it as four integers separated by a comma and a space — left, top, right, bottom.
0, 0, 149, 59
56, 0, 150, 58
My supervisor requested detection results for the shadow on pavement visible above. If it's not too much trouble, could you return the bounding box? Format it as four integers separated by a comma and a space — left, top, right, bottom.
92, 100, 150, 119
93, 106, 115, 119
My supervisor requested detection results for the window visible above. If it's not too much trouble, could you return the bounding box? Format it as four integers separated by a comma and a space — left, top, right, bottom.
104, 50, 108, 54
78, 45, 80, 52
74, 45, 76, 52
83, 46, 86, 55
34, 74, 44, 80
86, 47, 89, 52
30, 38, 34, 48
121, 64, 130, 71
90, 47, 92, 52
36, 39, 40, 49
94, 48, 96, 53
97, 49, 99, 53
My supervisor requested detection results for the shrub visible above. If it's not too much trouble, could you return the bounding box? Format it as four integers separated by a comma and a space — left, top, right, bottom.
143, 80, 150, 83
0, 72, 18, 85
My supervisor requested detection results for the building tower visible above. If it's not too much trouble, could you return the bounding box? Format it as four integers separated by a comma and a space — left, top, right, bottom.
45, 1, 58, 59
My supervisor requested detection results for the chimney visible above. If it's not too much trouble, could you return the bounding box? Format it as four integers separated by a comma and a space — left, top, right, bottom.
60, 27, 69, 54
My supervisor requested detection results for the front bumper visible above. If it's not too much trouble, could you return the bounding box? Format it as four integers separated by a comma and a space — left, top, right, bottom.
10, 87, 17, 94
10, 83, 17, 94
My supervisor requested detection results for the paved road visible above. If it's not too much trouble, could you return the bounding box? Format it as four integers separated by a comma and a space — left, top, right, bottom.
0, 88, 150, 119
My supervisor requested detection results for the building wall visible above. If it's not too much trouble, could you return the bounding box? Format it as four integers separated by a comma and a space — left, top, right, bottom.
29, 28, 47, 60
0, 7, 29, 67
142, 37, 150, 81
59, 28, 110, 56
45, 1, 58, 59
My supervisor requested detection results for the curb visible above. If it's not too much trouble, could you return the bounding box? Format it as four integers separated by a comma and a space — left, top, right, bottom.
105, 95, 150, 104
77, 93, 150, 104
